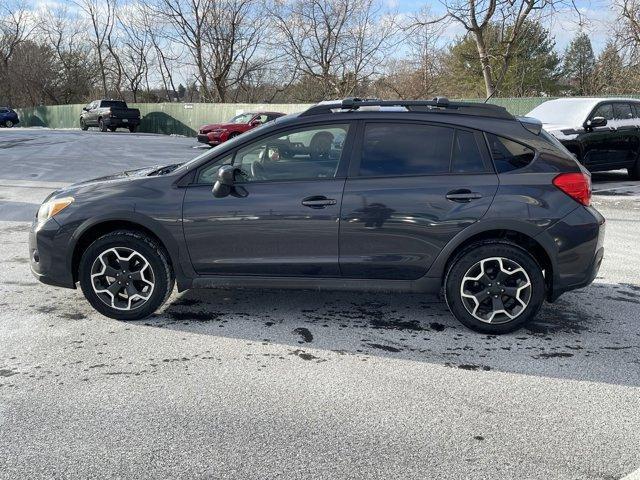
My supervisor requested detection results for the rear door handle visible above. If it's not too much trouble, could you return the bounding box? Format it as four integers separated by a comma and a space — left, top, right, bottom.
446, 189, 483, 202
302, 195, 337, 208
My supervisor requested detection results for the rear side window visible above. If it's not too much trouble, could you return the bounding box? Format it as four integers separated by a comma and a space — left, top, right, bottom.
486, 134, 535, 173
359, 123, 453, 176
451, 130, 486, 173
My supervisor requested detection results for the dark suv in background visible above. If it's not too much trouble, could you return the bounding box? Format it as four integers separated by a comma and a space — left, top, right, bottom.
80, 100, 141, 132
528, 97, 640, 178
30, 98, 605, 333
0, 107, 19, 127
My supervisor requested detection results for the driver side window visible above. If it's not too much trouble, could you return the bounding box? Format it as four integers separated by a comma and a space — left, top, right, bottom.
592, 103, 613, 121
233, 124, 349, 182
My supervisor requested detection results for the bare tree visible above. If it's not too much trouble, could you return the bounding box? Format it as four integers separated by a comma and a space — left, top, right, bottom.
40, 5, 97, 103
0, 0, 32, 70
271, 0, 398, 100
75, 0, 118, 97
380, 6, 445, 99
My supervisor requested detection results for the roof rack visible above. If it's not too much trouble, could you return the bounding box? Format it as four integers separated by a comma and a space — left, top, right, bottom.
299, 97, 514, 120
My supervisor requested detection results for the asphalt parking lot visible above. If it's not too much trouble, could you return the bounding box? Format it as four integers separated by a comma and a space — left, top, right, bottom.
1, 128, 639, 479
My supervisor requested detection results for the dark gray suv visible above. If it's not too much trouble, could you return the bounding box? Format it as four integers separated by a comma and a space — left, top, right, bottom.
29, 98, 605, 333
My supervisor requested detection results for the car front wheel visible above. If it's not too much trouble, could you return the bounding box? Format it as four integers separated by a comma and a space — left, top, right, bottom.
5, 120, 14, 128
444, 242, 545, 334
79, 231, 174, 320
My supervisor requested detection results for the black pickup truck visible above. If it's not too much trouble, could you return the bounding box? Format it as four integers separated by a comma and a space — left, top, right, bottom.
80, 100, 141, 133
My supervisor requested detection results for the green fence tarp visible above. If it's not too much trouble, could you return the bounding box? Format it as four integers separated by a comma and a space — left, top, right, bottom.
13, 97, 610, 136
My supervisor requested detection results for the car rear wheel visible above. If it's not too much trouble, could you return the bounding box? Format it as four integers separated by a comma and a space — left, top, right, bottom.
79, 231, 174, 320
128, 125, 137, 133
444, 242, 545, 334
109, 126, 117, 132
99, 118, 108, 132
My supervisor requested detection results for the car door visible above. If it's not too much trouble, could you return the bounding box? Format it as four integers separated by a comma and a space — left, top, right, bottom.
86, 101, 98, 125
339, 121, 499, 280
182, 122, 354, 276
577, 102, 618, 170
612, 102, 640, 168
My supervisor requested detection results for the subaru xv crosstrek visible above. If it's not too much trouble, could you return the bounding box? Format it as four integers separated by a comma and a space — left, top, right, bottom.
29, 98, 605, 333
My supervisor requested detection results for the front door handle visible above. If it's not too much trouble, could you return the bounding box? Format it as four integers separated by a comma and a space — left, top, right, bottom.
446, 189, 483, 202
301, 195, 337, 209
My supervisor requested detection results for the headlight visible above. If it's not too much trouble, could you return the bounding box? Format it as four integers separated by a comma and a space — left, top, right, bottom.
37, 196, 74, 222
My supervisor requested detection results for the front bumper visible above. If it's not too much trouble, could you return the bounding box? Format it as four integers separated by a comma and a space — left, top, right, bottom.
197, 131, 228, 146
540, 205, 606, 301
29, 218, 76, 289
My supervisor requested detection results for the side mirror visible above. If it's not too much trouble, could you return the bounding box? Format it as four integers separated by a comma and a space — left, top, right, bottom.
584, 116, 607, 130
82, 107, 88, 111
212, 165, 248, 198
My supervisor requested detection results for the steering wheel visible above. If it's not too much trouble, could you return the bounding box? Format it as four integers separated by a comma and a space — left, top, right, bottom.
251, 161, 266, 180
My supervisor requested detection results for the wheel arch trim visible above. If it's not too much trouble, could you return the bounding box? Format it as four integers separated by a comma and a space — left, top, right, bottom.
68, 211, 190, 290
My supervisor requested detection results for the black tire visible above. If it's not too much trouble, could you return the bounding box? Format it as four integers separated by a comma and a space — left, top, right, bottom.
629, 160, 640, 180
109, 126, 117, 132
5, 120, 14, 128
444, 241, 545, 334
128, 125, 137, 133
79, 231, 174, 321
99, 118, 108, 132
80, 118, 88, 131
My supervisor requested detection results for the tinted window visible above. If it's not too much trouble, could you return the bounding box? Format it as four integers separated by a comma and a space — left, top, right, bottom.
234, 124, 349, 182
486, 134, 535, 173
359, 123, 453, 176
0, 108, 8, 113
592, 103, 613, 120
613, 103, 633, 120
451, 130, 486, 173
632, 104, 640, 118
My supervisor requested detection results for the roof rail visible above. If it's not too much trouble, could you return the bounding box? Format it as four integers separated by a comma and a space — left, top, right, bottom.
299, 97, 514, 120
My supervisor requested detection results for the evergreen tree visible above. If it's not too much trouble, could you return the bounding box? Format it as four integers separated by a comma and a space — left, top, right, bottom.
562, 32, 596, 95
445, 20, 561, 97
595, 42, 626, 94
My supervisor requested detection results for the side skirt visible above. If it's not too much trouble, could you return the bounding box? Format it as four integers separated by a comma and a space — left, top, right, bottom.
190, 275, 442, 294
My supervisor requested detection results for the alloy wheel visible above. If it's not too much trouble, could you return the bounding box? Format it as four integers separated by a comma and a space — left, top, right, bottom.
459, 257, 532, 324
90, 247, 155, 310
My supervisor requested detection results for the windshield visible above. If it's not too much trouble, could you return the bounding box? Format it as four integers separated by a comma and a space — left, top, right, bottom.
228, 113, 254, 124
527, 100, 595, 127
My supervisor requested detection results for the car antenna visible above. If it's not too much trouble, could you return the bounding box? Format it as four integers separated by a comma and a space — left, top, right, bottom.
484, 88, 496, 104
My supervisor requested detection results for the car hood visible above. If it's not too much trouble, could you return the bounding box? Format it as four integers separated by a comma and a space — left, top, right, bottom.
200, 122, 241, 131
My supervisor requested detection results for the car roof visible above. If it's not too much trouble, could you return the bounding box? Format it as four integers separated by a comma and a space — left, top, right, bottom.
538, 97, 640, 110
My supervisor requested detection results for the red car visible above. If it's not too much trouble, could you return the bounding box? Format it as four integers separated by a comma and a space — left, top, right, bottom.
197, 111, 286, 146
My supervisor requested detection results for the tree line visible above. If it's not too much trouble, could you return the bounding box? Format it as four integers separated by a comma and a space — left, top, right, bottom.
2, 0, 640, 108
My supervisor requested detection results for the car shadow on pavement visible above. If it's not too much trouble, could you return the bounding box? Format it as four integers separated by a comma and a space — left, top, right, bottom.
128, 280, 640, 387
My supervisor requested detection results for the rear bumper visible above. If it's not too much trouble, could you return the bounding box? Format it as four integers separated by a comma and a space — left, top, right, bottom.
103, 117, 140, 128
540, 205, 606, 301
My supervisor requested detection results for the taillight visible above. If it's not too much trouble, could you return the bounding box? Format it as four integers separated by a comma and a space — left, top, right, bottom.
553, 172, 591, 206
